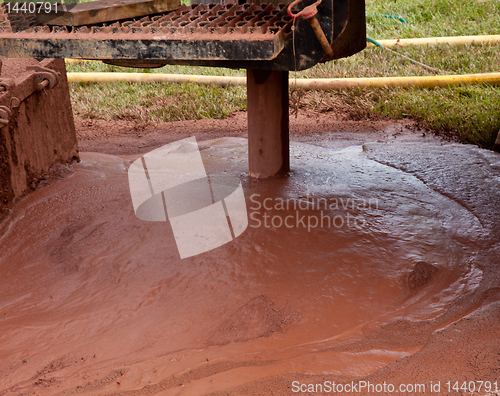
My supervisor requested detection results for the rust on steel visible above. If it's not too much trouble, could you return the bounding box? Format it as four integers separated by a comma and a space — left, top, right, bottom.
0, 3, 292, 62
37, 0, 180, 26
0, 63, 60, 127
247, 69, 289, 179
0, 58, 78, 218
0, 0, 367, 179
0, 0, 365, 71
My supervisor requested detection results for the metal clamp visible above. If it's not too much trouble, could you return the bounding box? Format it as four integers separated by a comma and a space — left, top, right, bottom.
26, 65, 60, 91
287, 0, 322, 20
33, 71, 58, 90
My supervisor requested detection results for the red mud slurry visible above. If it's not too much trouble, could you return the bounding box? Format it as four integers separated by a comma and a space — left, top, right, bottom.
1, 130, 500, 395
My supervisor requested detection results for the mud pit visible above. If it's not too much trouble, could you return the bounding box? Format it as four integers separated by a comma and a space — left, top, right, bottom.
1, 113, 500, 395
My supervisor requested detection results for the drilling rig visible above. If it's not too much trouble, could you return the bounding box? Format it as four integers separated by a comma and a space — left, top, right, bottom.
0, 0, 365, 216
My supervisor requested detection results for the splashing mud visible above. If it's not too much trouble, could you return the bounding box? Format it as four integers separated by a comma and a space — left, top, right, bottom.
1, 129, 500, 395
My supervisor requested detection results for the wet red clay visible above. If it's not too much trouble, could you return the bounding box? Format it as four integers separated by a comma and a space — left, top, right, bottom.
1, 114, 499, 396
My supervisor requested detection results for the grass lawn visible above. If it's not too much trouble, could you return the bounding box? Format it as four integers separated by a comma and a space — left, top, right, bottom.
67, 0, 500, 148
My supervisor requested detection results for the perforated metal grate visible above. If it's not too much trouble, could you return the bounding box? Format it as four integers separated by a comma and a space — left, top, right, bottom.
0, 2, 293, 62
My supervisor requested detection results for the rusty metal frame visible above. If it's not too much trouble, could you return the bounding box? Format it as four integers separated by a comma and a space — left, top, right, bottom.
0, 61, 60, 126
0, 0, 366, 179
0, 3, 294, 64
0, 0, 365, 70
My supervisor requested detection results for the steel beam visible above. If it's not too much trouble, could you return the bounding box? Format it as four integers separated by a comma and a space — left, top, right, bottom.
247, 69, 289, 179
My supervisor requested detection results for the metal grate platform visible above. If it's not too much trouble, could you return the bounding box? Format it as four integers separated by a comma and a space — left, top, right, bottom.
0, 2, 293, 62
0, 0, 367, 70
0, 0, 366, 178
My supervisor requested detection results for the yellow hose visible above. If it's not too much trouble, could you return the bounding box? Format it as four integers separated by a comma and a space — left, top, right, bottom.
292, 73, 500, 89
366, 34, 500, 48
67, 71, 500, 90
67, 72, 247, 86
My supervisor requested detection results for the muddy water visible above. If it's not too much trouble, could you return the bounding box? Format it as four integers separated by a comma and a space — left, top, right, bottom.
0, 135, 499, 395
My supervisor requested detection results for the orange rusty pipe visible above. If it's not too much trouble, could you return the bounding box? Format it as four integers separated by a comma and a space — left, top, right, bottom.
308, 16, 334, 59
287, 0, 333, 59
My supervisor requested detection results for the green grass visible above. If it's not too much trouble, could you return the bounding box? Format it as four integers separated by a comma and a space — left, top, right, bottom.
66, 0, 500, 148
346, 85, 500, 148
71, 79, 246, 125
290, 43, 500, 148
69, 63, 246, 124
378, 85, 500, 148
366, 0, 500, 38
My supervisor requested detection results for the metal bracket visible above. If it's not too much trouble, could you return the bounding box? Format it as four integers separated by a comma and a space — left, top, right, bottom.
0, 65, 60, 127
